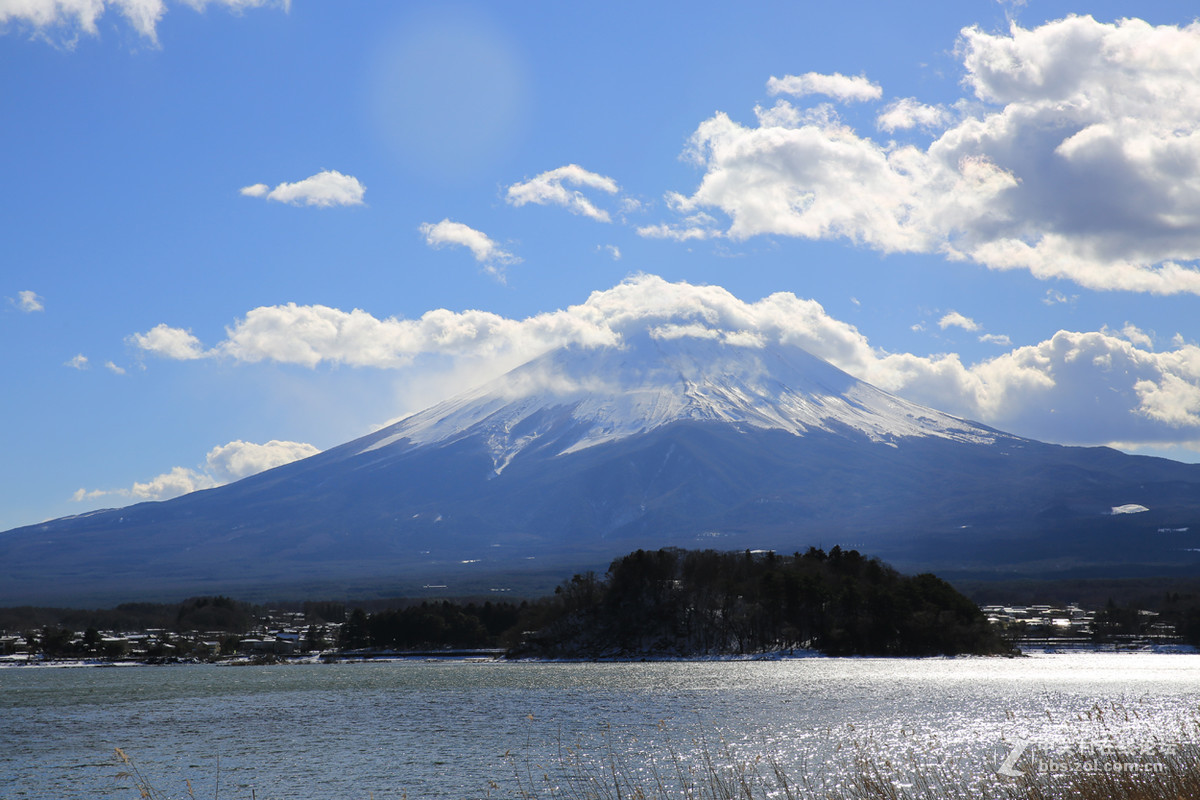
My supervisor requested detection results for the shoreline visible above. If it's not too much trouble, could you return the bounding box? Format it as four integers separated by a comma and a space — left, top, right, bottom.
3, 642, 1196, 669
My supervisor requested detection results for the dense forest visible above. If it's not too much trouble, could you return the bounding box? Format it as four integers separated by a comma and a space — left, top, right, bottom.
0, 595, 258, 634
509, 547, 1013, 657
326, 546, 1013, 656
337, 600, 521, 651
31, 546, 1200, 659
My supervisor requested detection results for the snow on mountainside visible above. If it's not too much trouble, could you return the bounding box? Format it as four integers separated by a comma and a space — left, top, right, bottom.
358, 328, 1005, 473
7, 305, 1200, 607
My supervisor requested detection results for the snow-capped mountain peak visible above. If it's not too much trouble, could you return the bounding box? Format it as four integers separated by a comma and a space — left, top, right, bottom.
8, 308, 1200, 607
358, 330, 1000, 472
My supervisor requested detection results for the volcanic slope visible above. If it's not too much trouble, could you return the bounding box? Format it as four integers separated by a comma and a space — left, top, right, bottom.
4, 330, 1200, 604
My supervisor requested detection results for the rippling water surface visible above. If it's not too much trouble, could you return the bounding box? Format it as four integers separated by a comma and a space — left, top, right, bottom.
2, 654, 1198, 799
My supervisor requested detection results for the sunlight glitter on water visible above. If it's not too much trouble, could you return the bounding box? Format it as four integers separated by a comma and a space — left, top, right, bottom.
2, 654, 1198, 799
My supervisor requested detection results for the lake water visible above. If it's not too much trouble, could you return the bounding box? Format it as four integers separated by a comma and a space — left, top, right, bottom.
2, 654, 1198, 799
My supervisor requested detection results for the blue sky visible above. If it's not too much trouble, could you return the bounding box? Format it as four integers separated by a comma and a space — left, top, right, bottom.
5, 0, 1200, 532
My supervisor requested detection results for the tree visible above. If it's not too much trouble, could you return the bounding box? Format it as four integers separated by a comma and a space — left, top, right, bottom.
339, 608, 370, 650
304, 624, 328, 652
38, 625, 73, 659
510, 546, 1012, 658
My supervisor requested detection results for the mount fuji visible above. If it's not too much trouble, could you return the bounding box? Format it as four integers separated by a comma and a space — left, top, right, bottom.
5, 328, 1200, 605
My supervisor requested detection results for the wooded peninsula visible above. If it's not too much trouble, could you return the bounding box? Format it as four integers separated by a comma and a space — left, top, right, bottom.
2, 546, 1030, 660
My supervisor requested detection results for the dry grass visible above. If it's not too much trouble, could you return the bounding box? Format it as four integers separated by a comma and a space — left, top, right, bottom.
113, 706, 1200, 800
114, 748, 235, 800
506, 708, 1200, 800
509, 742, 1200, 800
115, 747, 190, 800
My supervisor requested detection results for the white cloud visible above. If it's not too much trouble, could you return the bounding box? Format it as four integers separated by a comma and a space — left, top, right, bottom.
0, 0, 288, 46
240, 170, 365, 208
64, 353, 88, 369
938, 311, 981, 332
1042, 289, 1075, 306
506, 164, 619, 222
0, 0, 165, 42
14, 290, 44, 312
1118, 323, 1154, 350
979, 333, 1012, 347
637, 223, 722, 242
876, 98, 952, 132
105, 361, 126, 374
127, 466, 217, 501
1134, 373, 1200, 427
892, 330, 1200, 448
767, 72, 882, 103
203, 439, 320, 482
667, 108, 954, 249
73, 437, 318, 504
419, 219, 519, 280
637, 202, 722, 241
210, 301, 617, 370
599, 244, 621, 260
181, 0, 289, 10
654, 16, 1200, 295
128, 323, 208, 360
128, 273, 1200, 450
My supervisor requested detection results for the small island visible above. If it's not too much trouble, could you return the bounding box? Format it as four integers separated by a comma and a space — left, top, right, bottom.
507, 546, 1015, 658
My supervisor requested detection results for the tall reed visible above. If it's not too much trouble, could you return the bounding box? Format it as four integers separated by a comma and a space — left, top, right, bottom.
113, 705, 1200, 800
506, 707, 1200, 800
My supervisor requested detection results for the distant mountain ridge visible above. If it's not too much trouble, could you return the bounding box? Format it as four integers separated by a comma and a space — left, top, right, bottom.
4, 329, 1200, 606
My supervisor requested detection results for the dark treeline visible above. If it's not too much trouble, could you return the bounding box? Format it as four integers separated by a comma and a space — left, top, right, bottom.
0, 598, 353, 636
958, 578, 1200, 647
0, 596, 258, 637
338, 600, 522, 651
957, 576, 1200, 613
330, 546, 1011, 657
3, 547, 1021, 660
1091, 594, 1200, 646
1, 596, 261, 660
511, 547, 1014, 657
